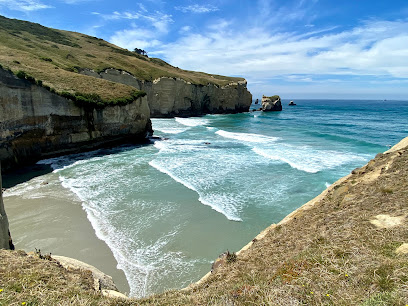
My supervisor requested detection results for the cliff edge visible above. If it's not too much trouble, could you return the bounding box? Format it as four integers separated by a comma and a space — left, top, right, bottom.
0, 67, 151, 171
0, 15, 252, 119
0, 163, 13, 249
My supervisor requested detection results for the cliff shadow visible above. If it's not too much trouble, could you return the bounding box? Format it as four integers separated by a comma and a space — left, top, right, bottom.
2, 141, 153, 189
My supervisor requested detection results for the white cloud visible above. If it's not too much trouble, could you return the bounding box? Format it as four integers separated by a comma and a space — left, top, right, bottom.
110, 28, 161, 51
148, 19, 408, 98
179, 25, 191, 34
175, 4, 219, 14
0, 0, 52, 11
97, 10, 173, 34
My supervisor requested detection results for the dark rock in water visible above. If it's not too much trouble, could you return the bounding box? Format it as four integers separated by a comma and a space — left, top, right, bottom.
288, 101, 296, 106
261, 95, 282, 111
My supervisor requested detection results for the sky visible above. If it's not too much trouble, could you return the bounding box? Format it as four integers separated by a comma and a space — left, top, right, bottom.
1, 0, 408, 99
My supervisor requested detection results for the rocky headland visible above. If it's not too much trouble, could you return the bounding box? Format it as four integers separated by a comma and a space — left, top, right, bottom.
81, 69, 252, 118
0, 16, 252, 171
0, 67, 151, 172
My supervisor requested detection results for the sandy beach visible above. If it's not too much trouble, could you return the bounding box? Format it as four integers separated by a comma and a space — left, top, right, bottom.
3, 168, 130, 294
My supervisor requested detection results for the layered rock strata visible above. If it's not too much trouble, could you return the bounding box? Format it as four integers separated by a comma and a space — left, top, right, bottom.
81, 69, 253, 117
0, 68, 151, 172
262, 95, 282, 111
0, 163, 13, 249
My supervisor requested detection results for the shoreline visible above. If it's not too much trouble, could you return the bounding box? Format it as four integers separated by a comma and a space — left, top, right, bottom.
3, 171, 130, 294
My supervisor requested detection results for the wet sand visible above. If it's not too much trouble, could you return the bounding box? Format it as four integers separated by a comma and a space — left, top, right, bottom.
3, 171, 130, 294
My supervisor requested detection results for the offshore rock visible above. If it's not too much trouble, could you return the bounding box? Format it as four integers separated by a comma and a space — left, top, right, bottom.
262, 95, 282, 111
0, 68, 151, 172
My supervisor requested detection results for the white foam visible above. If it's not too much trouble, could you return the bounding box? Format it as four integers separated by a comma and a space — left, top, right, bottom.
149, 159, 242, 222
216, 130, 280, 143
325, 182, 332, 188
253, 145, 370, 174
175, 117, 210, 127
155, 128, 189, 134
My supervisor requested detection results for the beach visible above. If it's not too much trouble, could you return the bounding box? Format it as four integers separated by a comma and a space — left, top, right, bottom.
2, 99, 407, 297
3, 168, 130, 294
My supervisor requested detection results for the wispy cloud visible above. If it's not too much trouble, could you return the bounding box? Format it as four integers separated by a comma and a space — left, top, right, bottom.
150, 18, 408, 97
0, 0, 52, 11
110, 27, 162, 50
175, 4, 218, 14
96, 10, 173, 33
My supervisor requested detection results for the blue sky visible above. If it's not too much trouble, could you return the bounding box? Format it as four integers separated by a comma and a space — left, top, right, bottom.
1, 0, 408, 99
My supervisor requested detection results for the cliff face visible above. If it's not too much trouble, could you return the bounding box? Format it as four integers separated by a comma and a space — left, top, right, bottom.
0, 68, 151, 172
0, 163, 12, 249
81, 69, 253, 117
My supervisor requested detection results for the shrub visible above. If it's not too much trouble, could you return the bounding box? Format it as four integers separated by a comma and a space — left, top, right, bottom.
40, 57, 53, 62
59, 90, 146, 108
16, 70, 27, 79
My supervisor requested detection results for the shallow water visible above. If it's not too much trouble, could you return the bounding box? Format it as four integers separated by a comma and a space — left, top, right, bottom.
5, 99, 408, 297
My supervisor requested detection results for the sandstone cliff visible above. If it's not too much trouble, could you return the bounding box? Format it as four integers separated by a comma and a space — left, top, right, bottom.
262, 95, 282, 111
0, 163, 12, 249
81, 69, 252, 117
0, 68, 151, 172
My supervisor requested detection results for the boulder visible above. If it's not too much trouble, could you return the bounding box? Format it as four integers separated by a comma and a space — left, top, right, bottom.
261, 95, 282, 111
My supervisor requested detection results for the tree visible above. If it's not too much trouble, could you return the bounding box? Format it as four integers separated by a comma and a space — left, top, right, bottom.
133, 48, 148, 56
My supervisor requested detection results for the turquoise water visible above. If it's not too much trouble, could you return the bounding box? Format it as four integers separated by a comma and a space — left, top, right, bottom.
20, 100, 408, 297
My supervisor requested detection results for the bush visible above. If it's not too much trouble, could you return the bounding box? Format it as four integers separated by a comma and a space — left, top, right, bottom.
40, 57, 53, 62
59, 90, 146, 108
16, 70, 27, 79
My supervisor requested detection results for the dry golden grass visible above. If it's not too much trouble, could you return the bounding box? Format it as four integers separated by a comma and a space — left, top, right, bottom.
0, 16, 244, 100
0, 250, 137, 305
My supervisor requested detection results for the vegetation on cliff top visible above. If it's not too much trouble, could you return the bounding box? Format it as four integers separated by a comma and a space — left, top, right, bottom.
0, 15, 244, 101
263, 95, 280, 100
1, 141, 407, 305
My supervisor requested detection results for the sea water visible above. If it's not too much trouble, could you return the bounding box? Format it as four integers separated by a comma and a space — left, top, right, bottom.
6, 99, 408, 297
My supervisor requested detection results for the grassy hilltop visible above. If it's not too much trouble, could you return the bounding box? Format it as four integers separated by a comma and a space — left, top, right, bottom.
0, 15, 244, 101
1, 139, 407, 305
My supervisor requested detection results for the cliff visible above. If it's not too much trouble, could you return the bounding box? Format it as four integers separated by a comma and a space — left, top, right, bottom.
0, 15, 252, 119
0, 163, 12, 249
81, 68, 252, 117
0, 68, 151, 171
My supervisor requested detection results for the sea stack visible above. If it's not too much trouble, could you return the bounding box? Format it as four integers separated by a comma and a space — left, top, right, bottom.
261, 95, 282, 111
0, 163, 13, 250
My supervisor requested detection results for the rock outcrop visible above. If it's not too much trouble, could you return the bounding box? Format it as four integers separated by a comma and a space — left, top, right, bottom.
0, 163, 13, 249
261, 95, 282, 111
0, 68, 151, 172
81, 69, 253, 117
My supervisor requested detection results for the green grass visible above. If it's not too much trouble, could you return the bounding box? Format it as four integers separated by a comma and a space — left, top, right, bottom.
0, 15, 244, 101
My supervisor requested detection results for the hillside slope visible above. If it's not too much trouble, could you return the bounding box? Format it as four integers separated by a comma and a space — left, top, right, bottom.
0, 15, 246, 101
1, 138, 407, 305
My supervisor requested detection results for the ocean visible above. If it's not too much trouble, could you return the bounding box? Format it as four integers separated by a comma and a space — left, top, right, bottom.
5, 99, 408, 297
